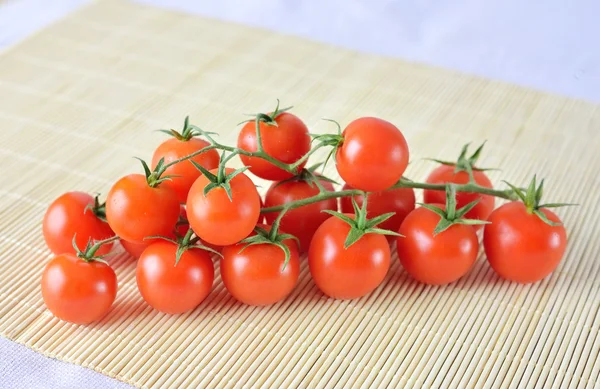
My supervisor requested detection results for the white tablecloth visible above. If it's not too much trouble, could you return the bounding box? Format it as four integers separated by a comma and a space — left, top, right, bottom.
1, 0, 598, 388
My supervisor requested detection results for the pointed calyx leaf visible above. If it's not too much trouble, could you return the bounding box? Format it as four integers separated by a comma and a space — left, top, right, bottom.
323, 194, 401, 249
309, 118, 345, 173
427, 142, 498, 179
134, 156, 178, 188
237, 99, 293, 127
84, 194, 107, 222
273, 167, 338, 192
420, 184, 489, 236
157, 115, 208, 141
73, 235, 119, 264
191, 152, 249, 200
503, 175, 577, 226
238, 226, 299, 272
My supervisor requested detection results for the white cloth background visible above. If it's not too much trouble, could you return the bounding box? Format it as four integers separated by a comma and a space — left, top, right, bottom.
1, 0, 599, 388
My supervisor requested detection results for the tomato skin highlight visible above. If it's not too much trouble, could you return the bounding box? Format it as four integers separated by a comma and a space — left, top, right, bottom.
483, 202, 567, 283
136, 241, 214, 314
396, 205, 478, 285
340, 183, 415, 236
238, 112, 310, 181
187, 168, 261, 246
41, 254, 117, 324
424, 165, 495, 226
106, 174, 180, 243
308, 215, 390, 299
335, 117, 409, 192
264, 179, 337, 253
43, 192, 115, 256
152, 137, 220, 203
221, 232, 300, 306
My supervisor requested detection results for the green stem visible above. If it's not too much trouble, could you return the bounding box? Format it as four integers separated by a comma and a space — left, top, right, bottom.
83, 235, 120, 259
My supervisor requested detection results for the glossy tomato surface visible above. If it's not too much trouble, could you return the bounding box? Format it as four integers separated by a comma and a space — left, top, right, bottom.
187, 168, 261, 246
308, 215, 390, 299
397, 205, 478, 285
137, 241, 214, 314
335, 117, 409, 191
238, 112, 310, 180
484, 202, 567, 283
41, 254, 117, 324
106, 174, 180, 243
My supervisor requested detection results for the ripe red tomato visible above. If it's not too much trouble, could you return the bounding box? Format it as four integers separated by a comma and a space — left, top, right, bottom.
339, 183, 415, 236
424, 165, 494, 225
43, 192, 115, 256
335, 117, 409, 192
396, 205, 478, 285
221, 229, 300, 306
264, 178, 337, 252
308, 215, 390, 299
152, 138, 220, 204
106, 174, 180, 243
41, 254, 117, 324
483, 202, 567, 283
136, 241, 214, 314
187, 168, 261, 246
238, 112, 310, 181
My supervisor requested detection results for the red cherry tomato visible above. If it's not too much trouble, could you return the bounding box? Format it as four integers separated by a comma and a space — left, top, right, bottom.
106, 174, 180, 243
340, 183, 415, 236
483, 202, 567, 283
264, 178, 337, 252
396, 205, 478, 285
136, 241, 214, 314
335, 117, 409, 192
308, 215, 390, 299
424, 165, 495, 226
187, 168, 261, 246
43, 192, 115, 256
152, 137, 220, 204
41, 254, 117, 324
221, 227, 300, 306
238, 112, 310, 181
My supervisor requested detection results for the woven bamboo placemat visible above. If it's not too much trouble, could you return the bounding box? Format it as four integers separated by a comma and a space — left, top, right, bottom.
1, 0, 599, 387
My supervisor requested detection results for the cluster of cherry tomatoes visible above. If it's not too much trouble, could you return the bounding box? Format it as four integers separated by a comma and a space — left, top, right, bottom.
40, 103, 569, 325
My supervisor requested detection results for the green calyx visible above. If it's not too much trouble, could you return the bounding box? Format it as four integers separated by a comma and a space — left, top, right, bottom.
191, 151, 248, 201
85, 194, 107, 222
146, 229, 222, 266
419, 184, 489, 235
428, 142, 498, 180
503, 175, 576, 226
72, 235, 119, 264
238, 99, 293, 128
158, 116, 205, 141
311, 119, 344, 173
323, 194, 401, 249
135, 157, 179, 188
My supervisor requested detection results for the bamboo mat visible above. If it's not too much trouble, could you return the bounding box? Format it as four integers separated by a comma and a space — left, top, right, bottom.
1, 0, 599, 388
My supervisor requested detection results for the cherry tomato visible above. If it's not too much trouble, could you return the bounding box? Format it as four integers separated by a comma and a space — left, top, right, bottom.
424, 165, 494, 226
340, 183, 415, 236
308, 215, 390, 299
106, 174, 180, 243
120, 205, 190, 259
136, 241, 214, 314
238, 112, 310, 181
152, 137, 220, 204
264, 178, 337, 252
221, 227, 300, 306
335, 117, 409, 192
187, 168, 261, 246
396, 205, 478, 285
43, 192, 115, 256
483, 202, 567, 283
41, 254, 117, 324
